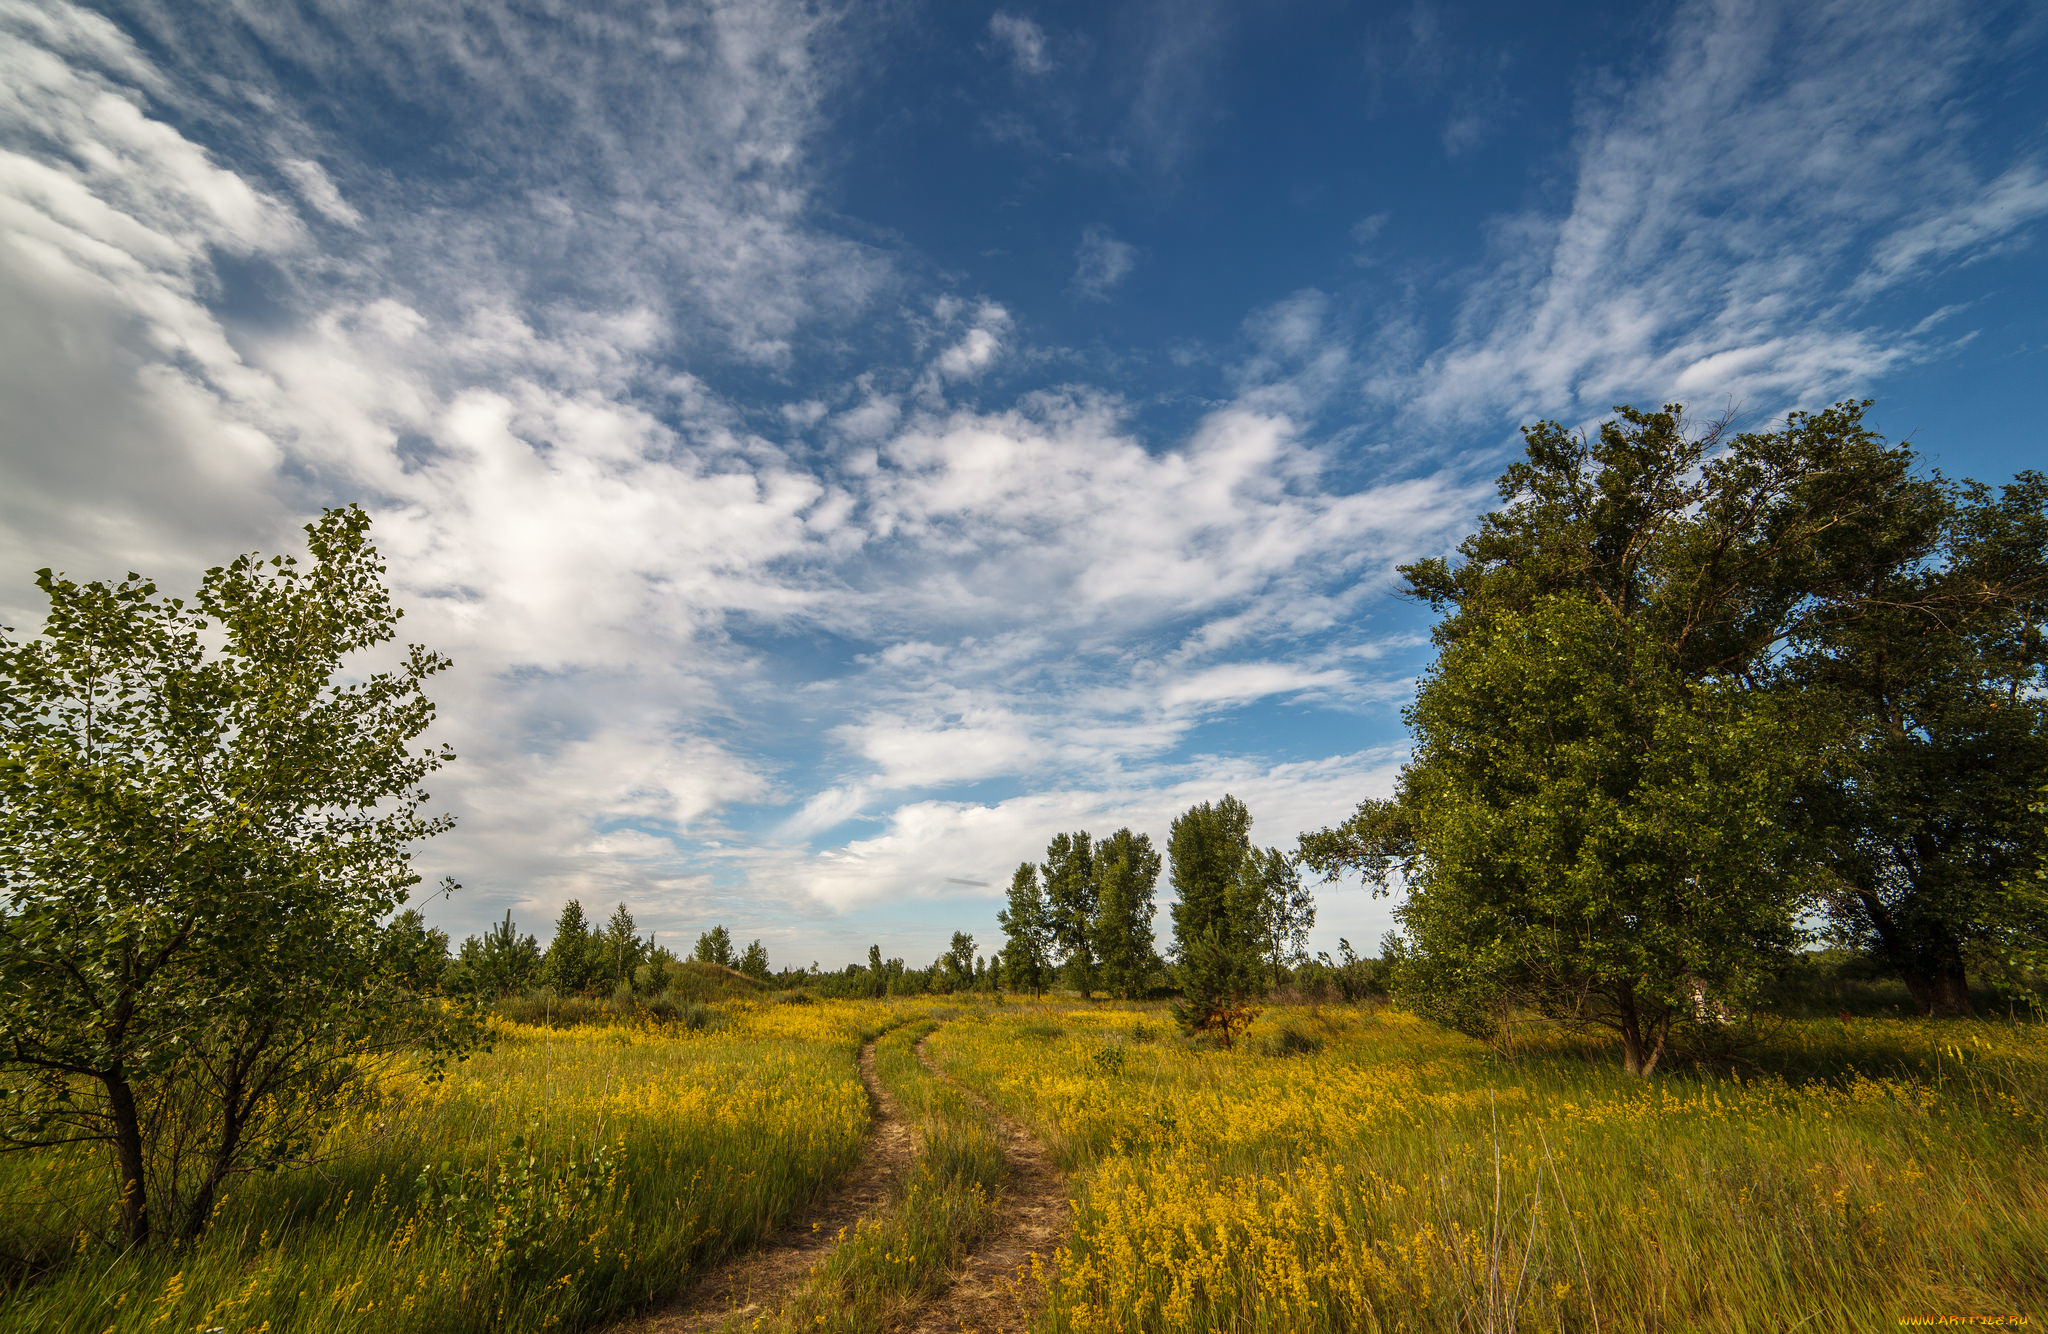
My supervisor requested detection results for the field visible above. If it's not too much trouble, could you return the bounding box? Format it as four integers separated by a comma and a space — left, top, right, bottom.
1, 997, 2043, 1333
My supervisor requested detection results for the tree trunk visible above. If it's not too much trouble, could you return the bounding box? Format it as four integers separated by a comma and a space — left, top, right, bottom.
103, 1069, 149, 1248
1900, 963, 1976, 1018
1616, 987, 1670, 1077
1858, 889, 1976, 1017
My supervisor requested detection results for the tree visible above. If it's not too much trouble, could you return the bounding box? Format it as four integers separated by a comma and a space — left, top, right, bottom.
1167, 797, 1263, 1038
1333, 594, 1810, 1073
0, 507, 475, 1246
997, 863, 1054, 998
944, 932, 977, 992
1167, 797, 1252, 961
454, 911, 540, 998
542, 900, 598, 993
1796, 474, 2048, 1014
1042, 833, 1097, 995
1234, 847, 1315, 988
1092, 827, 1161, 999
600, 903, 646, 988
866, 943, 888, 998
739, 939, 771, 981
1300, 402, 2016, 1066
694, 924, 735, 968
380, 909, 451, 992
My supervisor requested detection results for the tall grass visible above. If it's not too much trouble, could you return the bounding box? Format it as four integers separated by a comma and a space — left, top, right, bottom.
759, 1016, 1007, 1333
930, 1004, 2048, 1333
0, 1000, 896, 1334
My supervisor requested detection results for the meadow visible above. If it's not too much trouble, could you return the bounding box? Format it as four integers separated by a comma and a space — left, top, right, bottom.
1, 996, 2042, 1333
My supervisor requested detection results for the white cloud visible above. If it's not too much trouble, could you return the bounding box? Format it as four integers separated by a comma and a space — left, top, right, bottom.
1072, 225, 1136, 299
988, 13, 1052, 77
1399, 0, 2035, 425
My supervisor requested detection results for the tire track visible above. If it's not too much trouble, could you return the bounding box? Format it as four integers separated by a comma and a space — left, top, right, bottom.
626, 1034, 915, 1333
903, 1033, 1070, 1334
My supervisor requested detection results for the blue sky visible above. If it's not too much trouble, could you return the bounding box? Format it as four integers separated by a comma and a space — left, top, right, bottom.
2, 0, 2044, 968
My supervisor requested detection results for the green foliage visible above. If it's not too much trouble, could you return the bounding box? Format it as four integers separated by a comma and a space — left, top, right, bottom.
0, 506, 476, 1246
1232, 845, 1313, 988
1169, 927, 1263, 1047
452, 910, 541, 998
739, 938, 772, 981
541, 899, 598, 994
598, 903, 645, 987
1093, 827, 1162, 999
379, 908, 452, 992
997, 861, 1054, 997
1167, 795, 1251, 961
414, 1131, 620, 1279
1043, 831, 1098, 994
693, 924, 735, 968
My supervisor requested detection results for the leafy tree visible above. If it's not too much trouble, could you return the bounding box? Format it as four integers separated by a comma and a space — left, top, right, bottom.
1092, 827, 1161, 999
1042, 832, 1097, 994
599, 903, 645, 987
542, 899, 598, 993
0, 507, 475, 1246
1335, 594, 1810, 1073
866, 943, 888, 998
1796, 475, 2048, 1014
1167, 797, 1262, 1037
997, 862, 1054, 998
380, 909, 451, 992
694, 924, 735, 968
1167, 796, 1252, 961
1234, 847, 1315, 988
455, 911, 541, 997
739, 939, 771, 981
944, 931, 977, 992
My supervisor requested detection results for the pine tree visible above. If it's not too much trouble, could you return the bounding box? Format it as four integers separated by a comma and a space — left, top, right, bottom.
739, 939, 771, 981
1093, 827, 1161, 999
997, 862, 1054, 998
601, 903, 645, 987
542, 899, 597, 993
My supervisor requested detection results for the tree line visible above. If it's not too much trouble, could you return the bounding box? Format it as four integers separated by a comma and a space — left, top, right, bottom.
426, 900, 774, 999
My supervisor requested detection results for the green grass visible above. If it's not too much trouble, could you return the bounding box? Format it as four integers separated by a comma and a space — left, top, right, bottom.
0, 1000, 894, 1334
759, 1015, 1008, 1333
930, 1004, 2048, 1333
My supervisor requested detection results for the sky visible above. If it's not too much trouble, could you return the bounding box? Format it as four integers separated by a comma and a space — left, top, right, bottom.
2, 0, 2045, 971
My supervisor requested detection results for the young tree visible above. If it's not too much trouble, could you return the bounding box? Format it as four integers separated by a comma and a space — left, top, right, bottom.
1092, 827, 1161, 999
997, 862, 1054, 998
455, 911, 541, 997
600, 903, 646, 988
739, 939, 771, 981
1042, 832, 1097, 995
866, 943, 888, 998
542, 899, 598, 993
0, 507, 475, 1246
1234, 847, 1315, 988
694, 924, 735, 968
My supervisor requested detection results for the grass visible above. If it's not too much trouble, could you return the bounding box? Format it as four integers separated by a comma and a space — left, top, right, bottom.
757, 1015, 1008, 1333
3, 997, 2042, 1332
928, 1003, 2048, 1333
0, 999, 897, 1334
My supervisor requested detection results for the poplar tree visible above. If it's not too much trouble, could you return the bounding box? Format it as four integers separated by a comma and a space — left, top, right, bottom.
997, 862, 1054, 997
1041, 831, 1097, 995
1093, 827, 1161, 999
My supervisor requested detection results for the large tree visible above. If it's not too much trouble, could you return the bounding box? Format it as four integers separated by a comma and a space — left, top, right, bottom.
0, 507, 474, 1246
1042, 831, 1097, 995
1235, 847, 1316, 989
1303, 401, 2047, 1055
1092, 827, 1162, 1000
